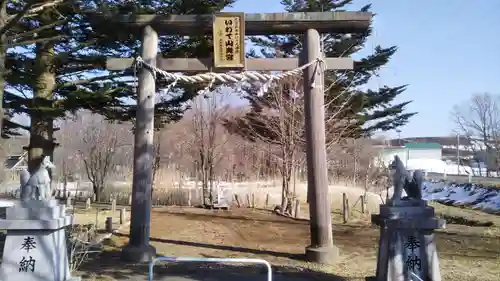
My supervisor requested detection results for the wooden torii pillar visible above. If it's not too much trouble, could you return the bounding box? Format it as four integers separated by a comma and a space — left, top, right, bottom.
105, 11, 371, 263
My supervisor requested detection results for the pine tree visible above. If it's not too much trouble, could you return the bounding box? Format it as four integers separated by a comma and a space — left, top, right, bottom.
3, 0, 235, 170
225, 0, 416, 210
0, 0, 67, 139
4, 1, 124, 170
245, 0, 416, 137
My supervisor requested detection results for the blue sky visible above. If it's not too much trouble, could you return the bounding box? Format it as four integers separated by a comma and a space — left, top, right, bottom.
11, 1, 499, 140
225, 0, 500, 138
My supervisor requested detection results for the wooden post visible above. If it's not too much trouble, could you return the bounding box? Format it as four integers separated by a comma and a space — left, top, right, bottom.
361, 194, 366, 214
342, 193, 349, 223
294, 199, 300, 218
120, 208, 126, 224
95, 208, 99, 229
111, 198, 117, 212
106, 217, 113, 233
121, 25, 157, 262
302, 29, 337, 264
234, 194, 241, 208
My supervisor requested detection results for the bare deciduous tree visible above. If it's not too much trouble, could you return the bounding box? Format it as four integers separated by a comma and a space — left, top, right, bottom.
57, 111, 132, 201
82, 128, 117, 201
55, 116, 84, 197
330, 138, 380, 184
224, 78, 306, 214
189, 91, 230, 206
452, 93, 500, 176
224, 76, 365, 215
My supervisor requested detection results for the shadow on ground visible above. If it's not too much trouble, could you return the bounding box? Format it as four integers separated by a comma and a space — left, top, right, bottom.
154, 208, 310, 225
114, 233, 305, 261
78, 249, 357, 281
77, 206, 500, 280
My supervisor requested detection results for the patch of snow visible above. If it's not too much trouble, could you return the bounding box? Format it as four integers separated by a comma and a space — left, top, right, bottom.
422, 181, 500, 213
0, 199, 16, 207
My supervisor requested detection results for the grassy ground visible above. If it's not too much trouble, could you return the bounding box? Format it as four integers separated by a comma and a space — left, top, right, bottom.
75, 203, 500, 281
71, 205, 126, 231
430, 201, 500, 227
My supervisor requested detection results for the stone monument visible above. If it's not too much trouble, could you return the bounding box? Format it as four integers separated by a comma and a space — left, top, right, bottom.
371, 156, 445, 281
0, 156, 80, 281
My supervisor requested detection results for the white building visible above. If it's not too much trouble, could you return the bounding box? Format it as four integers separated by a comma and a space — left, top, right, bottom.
379, 142, 442, 167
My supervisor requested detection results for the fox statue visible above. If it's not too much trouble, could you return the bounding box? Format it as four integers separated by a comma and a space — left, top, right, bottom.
389, 155, 423, 204
19, 155, 55, 201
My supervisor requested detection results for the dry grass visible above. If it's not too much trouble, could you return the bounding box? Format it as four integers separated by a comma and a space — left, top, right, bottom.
93, 169, 385, 208
76, 204, 500, 281
71, 207, 125, 230
429, 201, 500, 226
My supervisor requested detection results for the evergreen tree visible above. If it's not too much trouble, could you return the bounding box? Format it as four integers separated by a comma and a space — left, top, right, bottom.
0, 0, 67, 139
242, 0, 416, 137
224, 1, 416, 210
3, 0, 235, 170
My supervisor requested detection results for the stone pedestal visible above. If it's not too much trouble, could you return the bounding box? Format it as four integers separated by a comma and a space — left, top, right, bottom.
0, 200, 80, 281
371, 200, 445, 281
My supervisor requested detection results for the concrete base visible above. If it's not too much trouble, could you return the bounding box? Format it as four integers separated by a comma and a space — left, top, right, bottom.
373, 201, 444, 281
305, 245, 339, 264
0, 200, 78, 281
121, 244, 157, 263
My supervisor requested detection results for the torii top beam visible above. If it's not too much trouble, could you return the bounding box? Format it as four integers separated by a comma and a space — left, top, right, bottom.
101, 11, 372, 35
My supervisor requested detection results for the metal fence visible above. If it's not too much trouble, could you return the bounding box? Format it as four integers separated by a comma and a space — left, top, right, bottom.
149, 257, 272, 281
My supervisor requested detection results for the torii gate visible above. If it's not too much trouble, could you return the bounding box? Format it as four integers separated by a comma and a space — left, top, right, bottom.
105, 11, 371, 264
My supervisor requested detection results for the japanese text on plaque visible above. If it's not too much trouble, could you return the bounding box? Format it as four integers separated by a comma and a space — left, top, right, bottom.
213, 13, 245, 68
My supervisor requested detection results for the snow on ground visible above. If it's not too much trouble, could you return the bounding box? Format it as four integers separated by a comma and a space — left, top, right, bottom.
422, 181, 500, 214
402, 158, 500, 213
333, 157, 500, 213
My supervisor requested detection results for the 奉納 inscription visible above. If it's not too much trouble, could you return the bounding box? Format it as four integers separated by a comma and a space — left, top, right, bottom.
20, 236, 37, 252
19, 256, 36, 272
404, 235, 421, 271
19, 236, 37, 273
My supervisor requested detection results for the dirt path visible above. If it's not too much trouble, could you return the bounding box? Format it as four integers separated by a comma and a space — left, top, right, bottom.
79, 207, 500, 281
79, 250, 349, 281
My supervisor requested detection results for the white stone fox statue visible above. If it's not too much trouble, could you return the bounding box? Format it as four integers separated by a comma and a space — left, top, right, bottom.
19, 155, 55, 201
